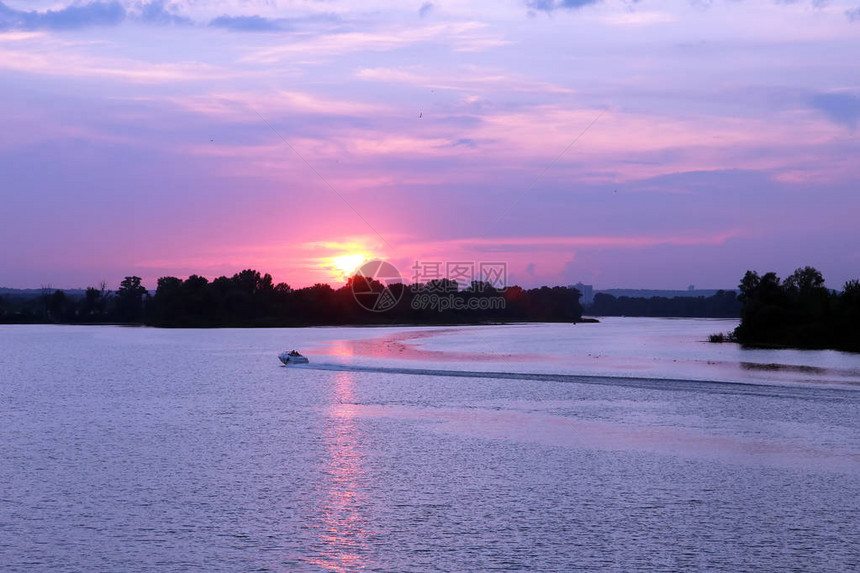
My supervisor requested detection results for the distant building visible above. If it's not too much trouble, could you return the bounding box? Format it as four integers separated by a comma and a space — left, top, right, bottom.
569, 282, 594, 305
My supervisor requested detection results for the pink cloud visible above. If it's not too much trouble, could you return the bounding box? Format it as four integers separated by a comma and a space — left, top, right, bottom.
0, 49, 229, 84
245, 21, 507, 64
355, 65, 575, 94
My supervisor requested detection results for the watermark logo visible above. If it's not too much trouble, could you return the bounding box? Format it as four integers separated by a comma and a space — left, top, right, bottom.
351, 259, 404, 312
411, 261, 508, 292
410, 292, 506, 312
351, 259, 509, 313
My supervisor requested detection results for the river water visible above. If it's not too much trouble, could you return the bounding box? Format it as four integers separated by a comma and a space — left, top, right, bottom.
1, 319, 858, 571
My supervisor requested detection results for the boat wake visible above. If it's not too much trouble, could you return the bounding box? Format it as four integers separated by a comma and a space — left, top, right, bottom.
293, 361, 860, 401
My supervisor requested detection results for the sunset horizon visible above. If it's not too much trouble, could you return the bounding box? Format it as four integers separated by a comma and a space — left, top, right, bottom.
2, 0, 859, 291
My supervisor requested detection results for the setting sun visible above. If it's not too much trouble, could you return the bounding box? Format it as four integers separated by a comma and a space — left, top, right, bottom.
330, 254, 366, 277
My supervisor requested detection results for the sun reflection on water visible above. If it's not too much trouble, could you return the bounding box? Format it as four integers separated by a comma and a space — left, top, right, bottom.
304, 371, 374, 572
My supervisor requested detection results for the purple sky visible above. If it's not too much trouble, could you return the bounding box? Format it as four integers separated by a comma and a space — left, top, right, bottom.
1, 0, 858, 290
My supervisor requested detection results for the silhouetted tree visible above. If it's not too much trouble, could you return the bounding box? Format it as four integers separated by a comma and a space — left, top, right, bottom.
734, 267, 858, 351
115, 276, 148, 323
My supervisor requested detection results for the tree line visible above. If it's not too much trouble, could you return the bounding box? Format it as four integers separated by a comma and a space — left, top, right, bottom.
586, 290, 740, 318
0, 277, 147, 324
0, 269, 585, 326
732, 267, 859, 352
7, 266, 854, 350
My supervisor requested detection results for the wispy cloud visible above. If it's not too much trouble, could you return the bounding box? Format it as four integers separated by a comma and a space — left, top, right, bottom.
167, 90, 386, 120
526, 0, 601, 13
0, 1, 324, 30
414, 231, 741, 253
246, 21, 507, 64
0, 1, 125, 30
600, 11, 678, 26
0, 40, 231, 82
135, 0, 191, 26
467, 104, 845, 181
355, 65, 574, 94
209, 14, 284, 32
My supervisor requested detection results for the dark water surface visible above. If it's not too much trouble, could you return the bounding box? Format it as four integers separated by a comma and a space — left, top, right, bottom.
1, 323, 858, 572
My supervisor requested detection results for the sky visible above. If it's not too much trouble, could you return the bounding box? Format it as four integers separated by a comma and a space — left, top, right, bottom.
1, 0, 858, 290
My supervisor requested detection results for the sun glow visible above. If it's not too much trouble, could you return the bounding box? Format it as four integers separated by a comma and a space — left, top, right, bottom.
330, 254, 367, 278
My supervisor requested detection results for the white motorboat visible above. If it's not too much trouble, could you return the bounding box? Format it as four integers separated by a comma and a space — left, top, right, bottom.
278, 350, 309, 365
